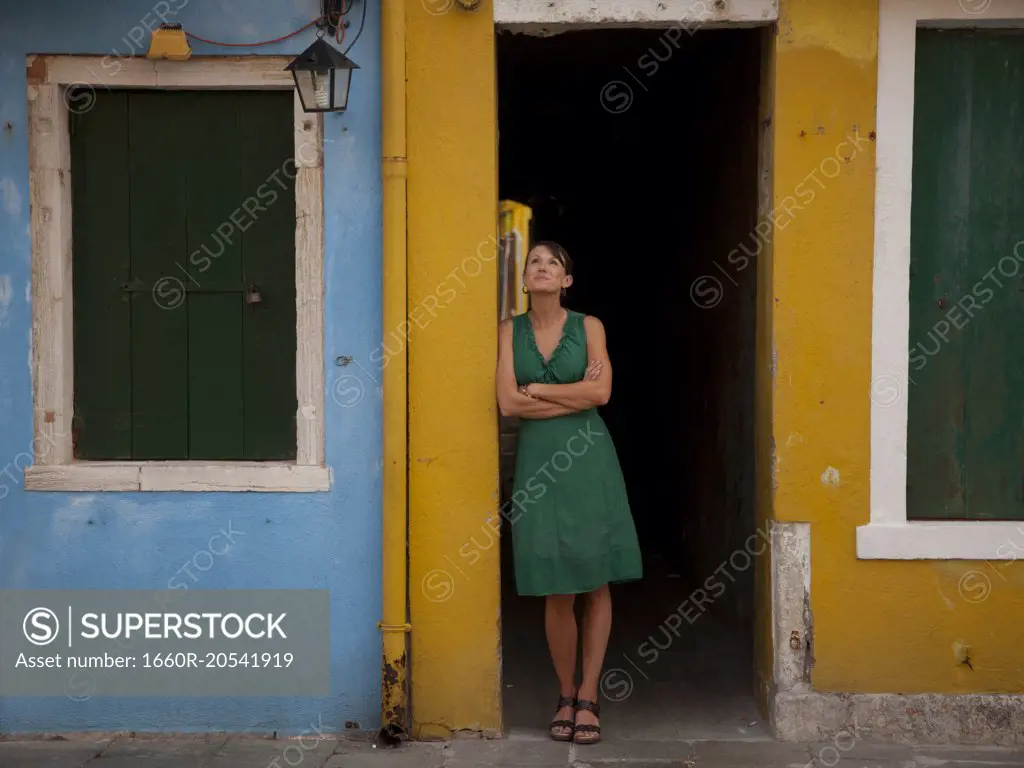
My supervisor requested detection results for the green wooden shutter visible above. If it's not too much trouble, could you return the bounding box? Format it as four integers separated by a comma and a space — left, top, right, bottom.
129, 90, 191, 459
237, 92, 298, 460
71, 90, 297, 461
70, 92, 133, 459
907, 29, 1024, 520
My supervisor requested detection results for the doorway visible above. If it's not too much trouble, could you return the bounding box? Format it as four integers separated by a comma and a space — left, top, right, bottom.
496, 26, 766, 739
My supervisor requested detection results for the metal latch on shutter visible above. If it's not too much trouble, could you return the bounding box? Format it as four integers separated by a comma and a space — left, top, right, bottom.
120, 280, 263, 305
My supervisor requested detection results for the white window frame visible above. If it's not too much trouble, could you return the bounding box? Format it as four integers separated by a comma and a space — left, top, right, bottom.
24, 55, 329, 493
859, 1, 1024, 558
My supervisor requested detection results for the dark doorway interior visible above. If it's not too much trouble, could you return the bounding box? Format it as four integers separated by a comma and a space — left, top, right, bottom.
497, 26, 766, 739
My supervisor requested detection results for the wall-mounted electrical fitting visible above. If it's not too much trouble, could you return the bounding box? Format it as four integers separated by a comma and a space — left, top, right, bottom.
321, 0, 345, 37
147, 23, 192, 60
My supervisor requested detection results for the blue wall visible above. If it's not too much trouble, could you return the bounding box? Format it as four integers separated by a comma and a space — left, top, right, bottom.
0, 0, 382, 734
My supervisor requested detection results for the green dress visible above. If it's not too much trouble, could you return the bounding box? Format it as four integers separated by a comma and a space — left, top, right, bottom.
510, 309, 643, 596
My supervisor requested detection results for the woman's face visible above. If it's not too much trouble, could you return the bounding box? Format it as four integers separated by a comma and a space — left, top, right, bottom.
524, 245, 572, 295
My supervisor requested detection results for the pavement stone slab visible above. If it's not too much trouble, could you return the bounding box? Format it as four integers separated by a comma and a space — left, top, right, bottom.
572, 737, 788, 765
208, 735, 343, 767
571, 739, 700, 764
679, 739, 815, 767
806, 741, 1024, 766
443, 736, 571, 767
88, 735, 231, 767
830, 762, 1017, 768
804, 741, 915, 762
323, 740, 447, 767
2, 735, 1024, 768
0, 738, 112, 768
916, 744, 1024, 764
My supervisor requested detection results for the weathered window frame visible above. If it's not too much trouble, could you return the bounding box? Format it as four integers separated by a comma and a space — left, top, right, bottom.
492, 0, 778, 30
24, 55, 329, 492
859, 0, 1024, 558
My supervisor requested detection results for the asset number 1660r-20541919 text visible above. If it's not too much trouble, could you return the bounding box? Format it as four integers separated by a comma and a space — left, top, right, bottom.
143, 652, 294, 669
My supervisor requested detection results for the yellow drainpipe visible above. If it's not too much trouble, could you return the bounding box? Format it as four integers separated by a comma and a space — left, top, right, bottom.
379, 0, 410, 741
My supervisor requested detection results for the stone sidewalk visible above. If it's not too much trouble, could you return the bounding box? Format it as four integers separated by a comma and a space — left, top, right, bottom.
2, 734, 1024, 767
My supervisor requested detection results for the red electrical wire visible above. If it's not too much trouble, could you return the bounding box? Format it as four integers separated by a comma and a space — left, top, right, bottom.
184, 17, 324, 47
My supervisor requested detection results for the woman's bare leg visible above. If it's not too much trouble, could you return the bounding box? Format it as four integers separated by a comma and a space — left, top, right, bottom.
545, 594, 578, 737
576, 584, 612, 736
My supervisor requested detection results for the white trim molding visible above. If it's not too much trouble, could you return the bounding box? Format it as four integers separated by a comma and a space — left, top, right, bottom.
857, 521, 1024, 561
860, 2, 1024, 557
24, 56, 329, 493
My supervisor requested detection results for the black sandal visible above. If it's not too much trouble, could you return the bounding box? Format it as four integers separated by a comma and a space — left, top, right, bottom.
573, 699, 601, 744
549, 694, 576, 741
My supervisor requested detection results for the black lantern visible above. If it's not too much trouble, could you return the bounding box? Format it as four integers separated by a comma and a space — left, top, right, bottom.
286, 37, 359, 113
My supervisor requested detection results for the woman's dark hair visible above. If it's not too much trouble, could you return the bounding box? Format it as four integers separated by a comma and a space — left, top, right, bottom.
530, 240, 573, 277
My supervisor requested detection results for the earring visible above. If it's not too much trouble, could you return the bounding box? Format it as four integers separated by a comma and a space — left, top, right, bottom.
522, 284, 529, 294
561, 287, 567, 297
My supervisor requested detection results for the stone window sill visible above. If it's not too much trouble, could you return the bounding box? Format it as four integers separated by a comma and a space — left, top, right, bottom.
23, 462, 331, 492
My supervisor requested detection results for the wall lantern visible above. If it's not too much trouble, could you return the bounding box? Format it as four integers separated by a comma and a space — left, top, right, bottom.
286, 37, 359, 113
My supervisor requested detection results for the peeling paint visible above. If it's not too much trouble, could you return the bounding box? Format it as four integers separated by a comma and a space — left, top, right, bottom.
381, 651, 408, 734
770, 435, 779, 490
772, 522, 812, 693
0, 176, 20, 216
820, 466, 840, 485
0, 274, 12, 325
494, 0, 777, 30
952, 641, 973, 670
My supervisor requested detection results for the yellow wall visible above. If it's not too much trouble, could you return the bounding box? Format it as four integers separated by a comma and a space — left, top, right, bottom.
405, 0, 1024, 737
405, 0, 502, 737
772, 0, 1024, 694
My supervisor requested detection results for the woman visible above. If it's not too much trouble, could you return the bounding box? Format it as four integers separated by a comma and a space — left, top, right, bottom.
495, 240, 643, 745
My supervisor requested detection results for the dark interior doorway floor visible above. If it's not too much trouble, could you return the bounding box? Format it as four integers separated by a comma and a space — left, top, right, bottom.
500, 556, 768, 741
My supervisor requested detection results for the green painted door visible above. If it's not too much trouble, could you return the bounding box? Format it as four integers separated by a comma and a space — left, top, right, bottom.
70, 89, 297, 461
907, 29, 1024, 520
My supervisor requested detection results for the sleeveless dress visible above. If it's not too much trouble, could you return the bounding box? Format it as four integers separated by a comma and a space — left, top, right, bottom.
510, 309, 643, 596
